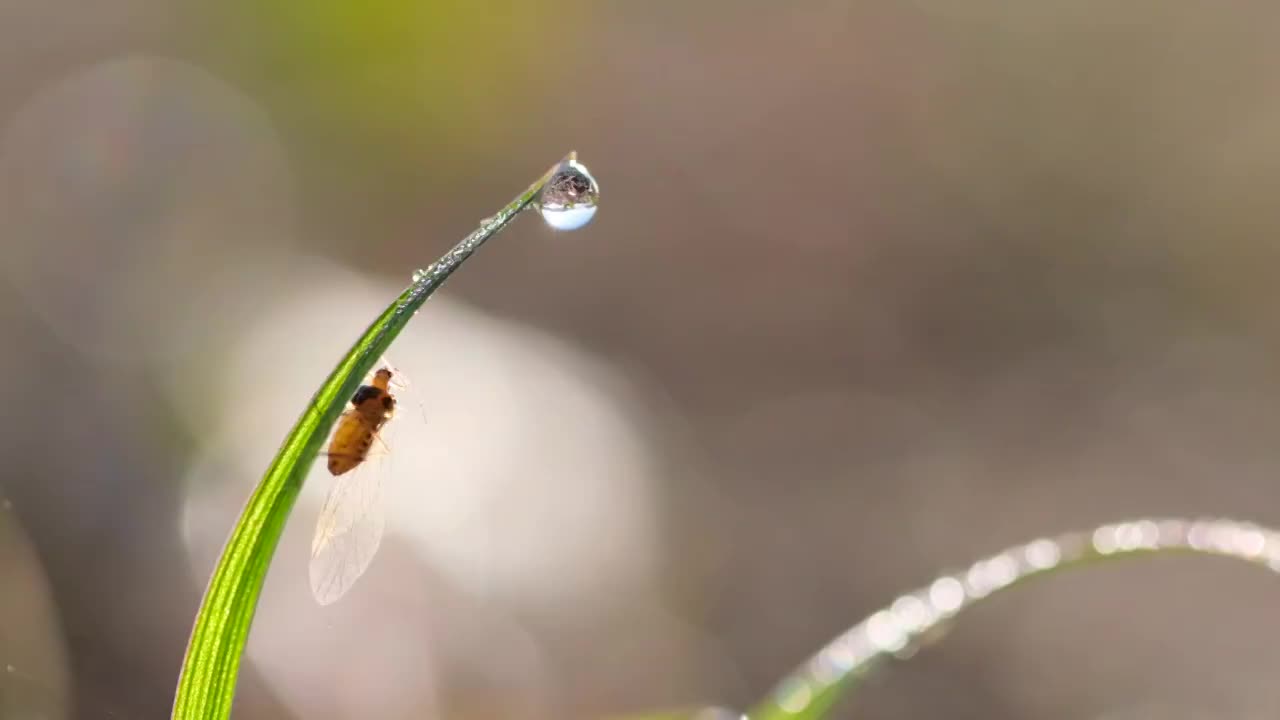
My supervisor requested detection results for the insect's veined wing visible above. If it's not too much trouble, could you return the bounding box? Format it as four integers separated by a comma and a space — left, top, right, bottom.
310, 426, 388, 605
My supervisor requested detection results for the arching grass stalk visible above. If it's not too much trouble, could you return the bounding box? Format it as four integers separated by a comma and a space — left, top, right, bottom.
749, 517, 1280, 719
172, 152, 591, 720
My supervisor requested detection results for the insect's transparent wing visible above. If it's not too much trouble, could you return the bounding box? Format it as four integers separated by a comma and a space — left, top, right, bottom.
309, 433, 388, 605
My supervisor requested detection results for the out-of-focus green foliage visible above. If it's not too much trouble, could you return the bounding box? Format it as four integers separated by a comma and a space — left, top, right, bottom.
213, 0, 581, 162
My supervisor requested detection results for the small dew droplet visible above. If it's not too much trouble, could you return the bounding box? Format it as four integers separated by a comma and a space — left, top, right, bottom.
536, 158, 599, 231
411, 268, 428, 283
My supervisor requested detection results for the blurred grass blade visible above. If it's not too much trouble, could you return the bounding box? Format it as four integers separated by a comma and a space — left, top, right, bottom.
171, 153, 581, 720
605, 708, 742, 720
748, 517, 1280, 720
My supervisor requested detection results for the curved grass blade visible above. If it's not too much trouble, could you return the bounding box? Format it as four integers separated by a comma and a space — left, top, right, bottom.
749, 517, 1280, 719
605, 708, 742, 720
171, 153, 584, 720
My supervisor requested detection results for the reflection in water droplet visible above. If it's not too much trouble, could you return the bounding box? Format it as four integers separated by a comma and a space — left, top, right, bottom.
536, 158, 599, 231
411, 268, 428, 283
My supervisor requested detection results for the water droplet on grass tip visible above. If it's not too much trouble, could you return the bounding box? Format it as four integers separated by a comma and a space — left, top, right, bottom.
536, 158, 599, 231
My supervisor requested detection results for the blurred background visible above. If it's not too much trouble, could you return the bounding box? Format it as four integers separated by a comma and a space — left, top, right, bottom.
4, 1, 1280, 718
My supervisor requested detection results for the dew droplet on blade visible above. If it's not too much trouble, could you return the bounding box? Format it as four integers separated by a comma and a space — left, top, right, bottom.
536, 158, 599, 231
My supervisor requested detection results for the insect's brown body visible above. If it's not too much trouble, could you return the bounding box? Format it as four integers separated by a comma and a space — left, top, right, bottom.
326, 368, 396, 476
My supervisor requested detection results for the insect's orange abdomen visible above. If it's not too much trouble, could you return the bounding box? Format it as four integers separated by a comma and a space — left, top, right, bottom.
327, 413, 376, 476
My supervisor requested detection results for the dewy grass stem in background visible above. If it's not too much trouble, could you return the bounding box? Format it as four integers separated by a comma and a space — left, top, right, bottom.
171, 152, 599, 720
747, 517, 1280, 720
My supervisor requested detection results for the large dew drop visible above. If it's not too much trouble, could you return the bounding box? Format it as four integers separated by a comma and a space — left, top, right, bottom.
536, 158, 599, 231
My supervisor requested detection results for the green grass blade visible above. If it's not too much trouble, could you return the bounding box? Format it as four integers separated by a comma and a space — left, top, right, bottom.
172, 153, 580, 720
748, 517, 1280, 719
605, 709, 740, 720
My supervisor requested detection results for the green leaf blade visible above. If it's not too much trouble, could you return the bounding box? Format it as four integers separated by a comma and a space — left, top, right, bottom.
172, 154, 576, 720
